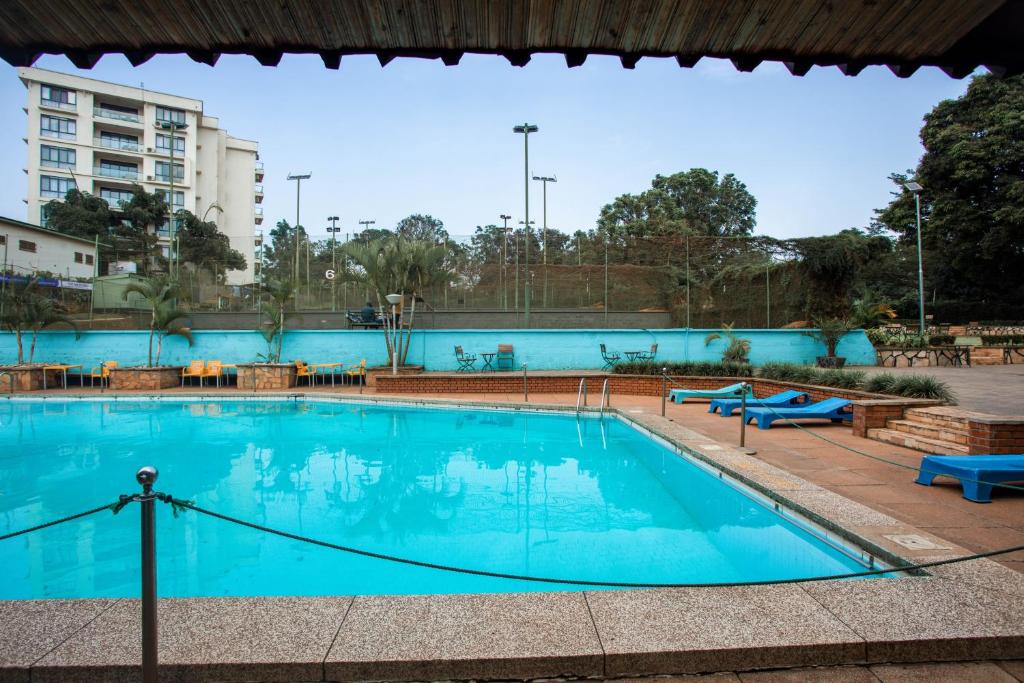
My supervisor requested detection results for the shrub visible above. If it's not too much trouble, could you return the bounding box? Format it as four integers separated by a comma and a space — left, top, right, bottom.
928, 334, 955, 346
980, 334, 1024, 345
612, 361, 753, 377
863, 373, 897, 394
889, 375, 957, 403
818, 368, 866, 389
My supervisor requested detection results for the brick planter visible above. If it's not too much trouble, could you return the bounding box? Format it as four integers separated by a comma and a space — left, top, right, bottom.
236, 363, 297, 391
0, 365, 44, 392
365, 364, 424, 388
108, 366, 182, 391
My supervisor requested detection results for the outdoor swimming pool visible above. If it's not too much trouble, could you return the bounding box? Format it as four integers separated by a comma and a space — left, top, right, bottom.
0, 398, 877, 598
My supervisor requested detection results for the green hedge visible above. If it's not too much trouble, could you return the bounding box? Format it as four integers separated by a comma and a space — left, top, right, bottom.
612, 360, 753, 377
615, 360, 955, 403
928, 335, 955, 346
980, 334, 1024, 345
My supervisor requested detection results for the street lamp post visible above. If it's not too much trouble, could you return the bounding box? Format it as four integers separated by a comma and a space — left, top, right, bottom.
513, 123, 538, 326
904, 181, 926, 335
155, 120, 188, 279
287, 173, 312, 300
532, 175, 556, 308
518, 220, 534, 323
499, 213, 511, 310
358, 220, 375, 302
327, 215, 340, 312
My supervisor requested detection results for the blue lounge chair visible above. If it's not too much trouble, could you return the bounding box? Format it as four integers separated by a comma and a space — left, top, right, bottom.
915, 455, 1024, 503
709, 390, 809, 416
669, 382, 753, 404
744, 397, 851, 429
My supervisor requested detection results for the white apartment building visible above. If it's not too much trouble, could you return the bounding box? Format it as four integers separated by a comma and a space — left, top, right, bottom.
17, 67, 264, 285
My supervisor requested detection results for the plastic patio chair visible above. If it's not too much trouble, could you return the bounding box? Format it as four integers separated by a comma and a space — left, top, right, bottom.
743, 397, 852, 430
496, 344, 514, 370
86, 361, 117, 388
637, 343, 658, 361
294, 360, 318, 386
181, 360, 206, 387
454, 346, 477, 372
345, 359, 367, 386
203, 360, 224, 388
600, 343, 621, 369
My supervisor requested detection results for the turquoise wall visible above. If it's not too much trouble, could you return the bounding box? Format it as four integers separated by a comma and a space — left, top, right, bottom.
0, 328, 876, 370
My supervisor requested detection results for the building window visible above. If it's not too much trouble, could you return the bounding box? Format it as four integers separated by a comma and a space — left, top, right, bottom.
19, 240, 37, 253
0, 235, 5, 245
41, 145, 76, 169
96, 159, 139, 180
97, 132, 139, 151
94, 102, 140, 122
155, 189, 184, 208
74, 252, 84, 263
86, 254, 94, 265
155, 134, 185, 153
155, 107, 186, 126
40, 175, 74, 198
40, 114, 76, 140
41, 85, 76, 109
156, 217, 184, 236
154, 161, 185, 181
99, 187, 135, 208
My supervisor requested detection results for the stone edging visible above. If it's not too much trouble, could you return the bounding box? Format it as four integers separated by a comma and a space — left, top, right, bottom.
1, 394, 1022, 682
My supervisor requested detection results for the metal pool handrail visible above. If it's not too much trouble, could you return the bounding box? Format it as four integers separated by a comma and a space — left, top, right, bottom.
599, 378, 610, 417
575, 377, 587, 413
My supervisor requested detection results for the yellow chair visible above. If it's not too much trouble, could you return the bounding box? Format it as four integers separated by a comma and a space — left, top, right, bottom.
203, 360, 224, 388
86, 361, 117, 388
345, 359, 367, 386
182, 360, 206, 387
295, 360, 317, 387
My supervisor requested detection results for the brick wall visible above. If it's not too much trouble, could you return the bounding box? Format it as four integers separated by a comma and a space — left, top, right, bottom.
967, 419, 1024, 454
108, 367, 181, 390
0, 366, 43, 392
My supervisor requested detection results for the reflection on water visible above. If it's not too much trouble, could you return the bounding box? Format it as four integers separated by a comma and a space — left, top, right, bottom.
0, 400, 869, 598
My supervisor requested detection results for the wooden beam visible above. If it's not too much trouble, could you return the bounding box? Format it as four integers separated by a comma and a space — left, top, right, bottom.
731, 56, 762, 72
675, 55, 702, 68
439, 50, 464, 66
124, 51, 155, 67
319, 52, 342, 69
565, 50, 588, 68
784, 60, 813, 76
66, 50, 102, 69
620, 53, 642, 69
253, 50, 283, 67
186, 51, 220, 66
502, 50, 531, 67
0, 48, 41, 67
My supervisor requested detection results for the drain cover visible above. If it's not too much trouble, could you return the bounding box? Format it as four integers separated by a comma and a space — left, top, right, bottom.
883, 534, 952, 550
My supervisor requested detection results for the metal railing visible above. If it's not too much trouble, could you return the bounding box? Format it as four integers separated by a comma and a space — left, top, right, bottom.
95, 136, 141, 152
575, 377, 588, 412
94, 165, 140, 180
41, 98, 77, 112
94, 106, 141, 123
599, 378, 610, 417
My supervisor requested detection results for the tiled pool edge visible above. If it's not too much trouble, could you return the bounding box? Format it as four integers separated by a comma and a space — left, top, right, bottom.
2, 393, 1023, 682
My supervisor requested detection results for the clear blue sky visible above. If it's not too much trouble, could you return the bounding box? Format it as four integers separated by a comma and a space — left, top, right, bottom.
0, 53, 975, 242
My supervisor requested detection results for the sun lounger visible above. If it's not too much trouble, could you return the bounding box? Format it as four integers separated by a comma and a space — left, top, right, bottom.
709, 389, 809, 416
914, 454, 1024, 503
743, 397, 851, 429
669, 382, 753, 404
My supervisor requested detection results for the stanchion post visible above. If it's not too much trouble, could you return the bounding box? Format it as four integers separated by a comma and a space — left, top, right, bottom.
136, 466, 159, 683
522, 363, 528, 402
661, 367, 667, 417
738, 383, 756, 455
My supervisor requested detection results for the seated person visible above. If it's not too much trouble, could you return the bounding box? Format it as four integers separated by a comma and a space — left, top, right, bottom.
360, 302, 377, 323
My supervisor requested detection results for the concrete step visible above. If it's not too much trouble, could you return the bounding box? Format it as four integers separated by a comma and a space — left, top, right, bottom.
904, 407, 971, 428
866, 427, 971, 455
887, 418, 971, 446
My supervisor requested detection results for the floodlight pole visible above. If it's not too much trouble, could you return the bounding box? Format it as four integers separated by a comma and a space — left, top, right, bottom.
358, 219, 375, 302
287, 172, 312, 303
513, 123, 538, 326
328, 216, 340, 312
500, 214, 511, 310
905, 182, 926, 335
532, 175, 556, 308
155, 120, 187, 279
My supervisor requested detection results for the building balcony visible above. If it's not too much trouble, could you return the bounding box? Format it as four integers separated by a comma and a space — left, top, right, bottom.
255, 160, 264, 181
254, 184, 264, 203
255, 206, 263, 225
94, 165, 140, 180
95, 136, 141, 152
40, 98, 77, 113
93, 106, 141, 124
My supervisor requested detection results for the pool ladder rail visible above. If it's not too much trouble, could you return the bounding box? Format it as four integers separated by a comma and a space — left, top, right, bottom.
599, 378, 610, 418
575, 378, 588, 413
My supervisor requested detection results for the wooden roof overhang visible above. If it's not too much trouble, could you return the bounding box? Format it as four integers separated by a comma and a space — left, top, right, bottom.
1, 0, 1022, 78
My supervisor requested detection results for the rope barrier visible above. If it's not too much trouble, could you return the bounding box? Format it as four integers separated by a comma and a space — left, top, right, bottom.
0, 501, 121, 541
156, 496, 1024, 589
753, 400, 1024, 494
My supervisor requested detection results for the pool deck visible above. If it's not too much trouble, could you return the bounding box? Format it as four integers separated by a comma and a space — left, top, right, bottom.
2, 387, 1023, 682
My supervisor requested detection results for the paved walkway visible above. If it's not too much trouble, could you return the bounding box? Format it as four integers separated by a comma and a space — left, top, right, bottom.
607, 660, 1024, 681
852, 364, 1024, 416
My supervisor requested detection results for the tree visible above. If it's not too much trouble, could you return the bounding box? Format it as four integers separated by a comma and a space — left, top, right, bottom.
395, 214, 448, 242
45, 189, 112, 241
262, 219, 308, 282
651, 169, 757, 237
873, 74, 1024, 309
703, 323, 751, 364
26, 296, 79, 363
177, 211, 247, 281
0, 277, 78, 364
785, 229, 892, 318
257, 279, 295, 363
122, 276, 193, 366
112, 186, 167, 276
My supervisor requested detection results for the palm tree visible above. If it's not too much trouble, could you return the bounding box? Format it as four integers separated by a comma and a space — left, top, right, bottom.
27, 296, 80, 363
0, 277, 78, 364
342, 236, 451, 366
257, 278, 295, 363
704, 322, 751, 364
123, 276, 194, 366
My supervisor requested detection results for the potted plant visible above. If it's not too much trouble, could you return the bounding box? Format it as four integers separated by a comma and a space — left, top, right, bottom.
238, 278, 298, 390
804, 316, 856, 368
703, 322, 751, 364
108, 276, 193, 390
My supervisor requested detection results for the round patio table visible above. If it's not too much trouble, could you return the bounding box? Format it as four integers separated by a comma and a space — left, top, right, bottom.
481, 352, 496, 371
624, 351, 644, 362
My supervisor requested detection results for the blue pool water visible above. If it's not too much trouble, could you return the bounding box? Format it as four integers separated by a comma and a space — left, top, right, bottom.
0, 399, 873, 598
